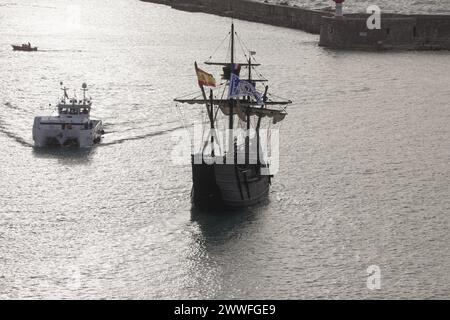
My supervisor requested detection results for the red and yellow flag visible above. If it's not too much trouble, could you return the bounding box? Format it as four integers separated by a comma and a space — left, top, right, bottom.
195, 62, 216, 87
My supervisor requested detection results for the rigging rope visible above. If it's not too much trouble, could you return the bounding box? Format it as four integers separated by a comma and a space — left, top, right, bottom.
235, 32, 268, 82
207, 31, 231, 62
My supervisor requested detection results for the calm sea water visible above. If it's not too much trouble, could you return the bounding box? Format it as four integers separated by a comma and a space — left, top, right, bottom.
1, 0, 449, 299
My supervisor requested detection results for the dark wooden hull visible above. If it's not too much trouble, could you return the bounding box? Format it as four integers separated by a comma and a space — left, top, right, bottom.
191, 154, 271, 210
12, 45, 37, 51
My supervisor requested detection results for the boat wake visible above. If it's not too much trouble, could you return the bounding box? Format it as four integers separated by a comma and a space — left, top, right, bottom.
37, 50, 83, 53
102, 119, 180, 134
101, 125, 184, 147
0, 118, 33, 148
0, 3, 56, 9
1, 101, 184, 148
3, 102, 29, 113
0, 102, 34, 147
0, 3, 18, 8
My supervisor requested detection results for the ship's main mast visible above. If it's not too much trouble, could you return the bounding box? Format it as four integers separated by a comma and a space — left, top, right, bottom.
229, 23, 236, 159
229, 23, 235, 133
173, 22, 291, 165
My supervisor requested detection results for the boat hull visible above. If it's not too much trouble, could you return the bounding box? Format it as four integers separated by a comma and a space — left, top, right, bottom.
12, 45, 37, 51
32, 118, 103, 148
191, 154, 271, 210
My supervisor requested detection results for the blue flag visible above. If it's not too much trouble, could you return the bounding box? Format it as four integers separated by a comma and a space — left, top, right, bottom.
228, 74, 263, 105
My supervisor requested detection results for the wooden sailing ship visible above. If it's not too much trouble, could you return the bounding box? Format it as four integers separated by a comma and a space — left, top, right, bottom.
175, 23, 291, 209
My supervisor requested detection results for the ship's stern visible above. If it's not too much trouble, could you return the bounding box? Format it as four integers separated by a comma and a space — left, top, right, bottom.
191, 154, 223, 209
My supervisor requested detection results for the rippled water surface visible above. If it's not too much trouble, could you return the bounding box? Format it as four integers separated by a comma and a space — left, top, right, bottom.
1, 0, 450, 299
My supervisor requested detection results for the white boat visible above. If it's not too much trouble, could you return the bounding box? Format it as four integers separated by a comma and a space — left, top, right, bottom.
33, 83, 104, 148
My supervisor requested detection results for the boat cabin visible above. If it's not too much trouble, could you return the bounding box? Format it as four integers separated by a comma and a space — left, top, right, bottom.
57, 83, 92, 118
58, 102, 92, 117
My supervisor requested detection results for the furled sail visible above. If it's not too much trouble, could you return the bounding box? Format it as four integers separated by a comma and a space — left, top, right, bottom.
218, 103, 287, 124
174, 98, 291, 106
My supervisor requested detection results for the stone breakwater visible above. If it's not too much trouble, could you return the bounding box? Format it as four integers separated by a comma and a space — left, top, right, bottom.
320, 13, 450, 50
266, 0, 450, 16
141, 0, 450, 50
141, 0, 332, 34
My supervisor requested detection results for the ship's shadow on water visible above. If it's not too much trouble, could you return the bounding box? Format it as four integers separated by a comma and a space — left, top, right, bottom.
32, 147, 96, 164
189, 200, 269, 242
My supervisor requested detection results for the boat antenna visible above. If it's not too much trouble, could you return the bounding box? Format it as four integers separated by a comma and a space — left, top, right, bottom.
60, 81, 68, 104
82, 83, 88, 103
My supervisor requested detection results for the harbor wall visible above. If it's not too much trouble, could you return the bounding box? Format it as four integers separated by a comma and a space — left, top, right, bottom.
413, 15, 450, 50
141, 0, 450, 50
319, 14, 450, 50
319, 15, 416, 50
141, 0, 332, 34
